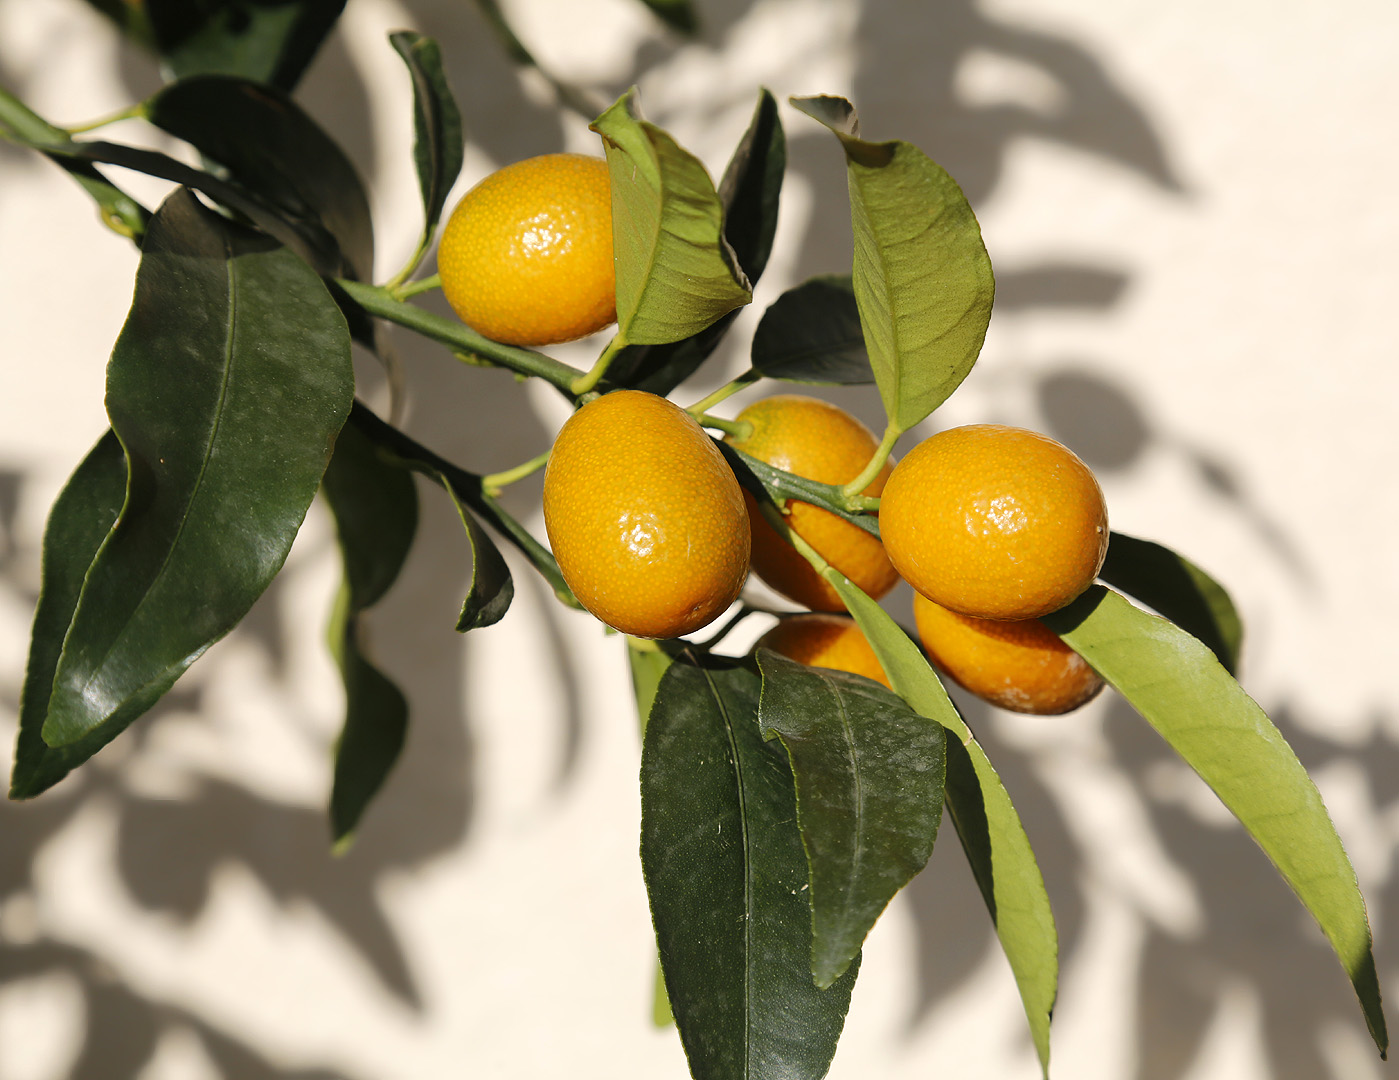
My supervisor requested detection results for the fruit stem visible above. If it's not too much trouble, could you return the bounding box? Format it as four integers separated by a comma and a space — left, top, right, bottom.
64, 102, 144, 135
571, 334, 626, 396
685, 368, 760, 417
841, 421, 901, 502
336, 279, 587, 399
690, 604, 759, 652
481, 448, 551, 496
754, 494, 831, 575
694, 414, 751, 439
390, 272, 441, 301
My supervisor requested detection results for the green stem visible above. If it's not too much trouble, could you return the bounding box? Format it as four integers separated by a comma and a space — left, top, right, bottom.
336, 279, 585, 399
64, 102, 144, 135
694, 414, 751, 439
482, 448, 550, 496
391, 272, 441, 301
571, 334, 626, 396
382, 236, 434, 294
686, 368, 760, 417
841, 421, 902, 500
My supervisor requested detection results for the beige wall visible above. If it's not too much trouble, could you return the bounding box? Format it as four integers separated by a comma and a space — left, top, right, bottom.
2, 0, 1398, 1077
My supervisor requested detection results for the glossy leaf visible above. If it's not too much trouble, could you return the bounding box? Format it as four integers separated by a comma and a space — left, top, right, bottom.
828, 572, 1057, 1076
751, 274, 871, 385
443, 483, 514, 632
720, 443, 880, 539
146, 75, 373, 280
40, 188, 353, 749
345, 403, 538, 613
11, 433, 131, 797
321, 420, 418, 845
793, 95, 994, 434
390, 31, 465, 244
756, 650, 946, 987
1099, 531, 1243, 674
642, 654, 857, 1080
1046, 586, 1388, 1056
143, 0, 346, 92
592, 88, 752, 347
605, 89, 783, 394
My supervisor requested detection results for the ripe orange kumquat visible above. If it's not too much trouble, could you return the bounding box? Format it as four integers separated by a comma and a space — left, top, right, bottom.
913, 593, 1104, 715
880, 424, 1108, 621
755, 612, 892, 689
542, 390, 749, 640
437, 153, 616, 347
724, 395, 898, 612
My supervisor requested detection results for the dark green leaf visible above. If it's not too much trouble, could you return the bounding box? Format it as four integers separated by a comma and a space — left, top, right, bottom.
642, 653, 857, 1079
40, 188, 353, 749
145, 74, 373, 280
633, 0, 697, 34
1099, 531, 1243, 674
321, 420, 418, 844
719, 443, 880, 539
144, 0, 346, 92
604, 89, 783, 394
756, 650, 946, 987
390, 31, 465, 243
1046, 586, 1387, 1057
443, 483, 514, 631
11, 433, 130, 797
751, 274, 871, 384
592, 88, 752, 347
792, 95, 994, 434
828, 573, 1057, 1076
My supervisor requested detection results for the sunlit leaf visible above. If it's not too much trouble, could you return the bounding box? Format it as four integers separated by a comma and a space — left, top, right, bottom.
321, 420, 418, 845
751, 274, 871, 385
592, 88, 752, 347
792, 95, 994, 434
1098, 531, 1243, 674
40, 188, 353, 749
642, 653, 857, 1079
757, 649, 946, 987
828, 572, 1057, 1076
1046, 585, 1387, 1057
605, 88, 783, 393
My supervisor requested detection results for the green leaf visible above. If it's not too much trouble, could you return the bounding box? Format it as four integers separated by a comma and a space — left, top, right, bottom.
443, 482, 514, 632
144, 0, 346, 92
145, 74, 374, 280
751, 274, 871, 385
591, 88, 752, 347
633, 0, 697, 34
719, 443, 880, 539
642, 653, 857, 1080
389, 31, 465, 247
756, 650, 946, 987
828, 573, 1057, 1076
604, 88, 783, 394
344, 404, 534, 615
11, 433, 131, 797
40, 188, 353, 749
1046, 585, 1388, 1057
1098, 531, 1243, 674
627, 637, 684, 738
792, 95, 994, 434
320, 420, 418, 845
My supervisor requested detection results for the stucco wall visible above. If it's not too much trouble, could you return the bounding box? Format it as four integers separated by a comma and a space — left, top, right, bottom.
2, 1, 1397, 1077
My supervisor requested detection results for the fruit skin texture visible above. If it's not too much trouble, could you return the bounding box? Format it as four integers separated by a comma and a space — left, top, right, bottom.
913, 593, 1104, 714
755, 612, 892, 688
543, 390, 749, 640
724, 395, 898, 612
437, 153, 615, 347
880, 424, 1108, 621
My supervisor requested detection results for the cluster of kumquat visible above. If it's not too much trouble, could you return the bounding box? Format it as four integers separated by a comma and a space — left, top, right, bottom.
437, 152, 1108, 716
